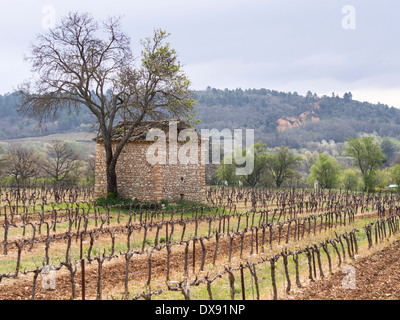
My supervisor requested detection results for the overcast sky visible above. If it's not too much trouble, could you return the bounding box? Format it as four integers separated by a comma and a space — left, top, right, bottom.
1, 0, 399, 107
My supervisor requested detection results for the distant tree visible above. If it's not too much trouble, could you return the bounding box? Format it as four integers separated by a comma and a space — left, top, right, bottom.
340, 168, 360, 191
215, 156, 238, 186
380, 139, 396, 164
265, 146, 302, 188
373, 168, 392, 189
391, 164, 400, 192
4, 145, 42, 182
343, 92, 353, 102
84, 154, 96, 185
42, 140, 81, 183
241, 141, 268, 187
345, 137, 385, 191
307, 153, 341, 189
301, 151, 318, 174
0, 147, 8, 179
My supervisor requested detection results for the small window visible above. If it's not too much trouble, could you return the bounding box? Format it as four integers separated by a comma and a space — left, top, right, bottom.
180, 194, 184, 200
180, 177, 184, 182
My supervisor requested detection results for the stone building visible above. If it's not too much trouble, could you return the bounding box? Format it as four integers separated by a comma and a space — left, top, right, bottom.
94, 119, 206, 203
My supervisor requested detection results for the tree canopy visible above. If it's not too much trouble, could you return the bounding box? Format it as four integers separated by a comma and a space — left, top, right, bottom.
18, 12, 197, 196
307, 153, 341, 189
265, 146, 302, 188
345, 136, 385, 191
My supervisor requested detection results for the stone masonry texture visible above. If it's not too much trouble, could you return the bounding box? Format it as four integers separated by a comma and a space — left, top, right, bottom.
94, 121, 206, 203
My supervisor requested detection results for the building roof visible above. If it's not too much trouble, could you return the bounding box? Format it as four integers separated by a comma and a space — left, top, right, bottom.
93, 119, 201, 143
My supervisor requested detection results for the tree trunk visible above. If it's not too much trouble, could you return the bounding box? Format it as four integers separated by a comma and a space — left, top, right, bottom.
103, 136, 118, 196
106, 160, 118, 196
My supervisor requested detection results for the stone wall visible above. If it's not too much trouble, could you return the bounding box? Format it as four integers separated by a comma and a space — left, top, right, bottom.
95, 140, 205, 202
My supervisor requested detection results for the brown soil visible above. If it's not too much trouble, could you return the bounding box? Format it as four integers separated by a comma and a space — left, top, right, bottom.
0, 226, 272, 300
289, 238, 400, 300
0, 208, 390, 300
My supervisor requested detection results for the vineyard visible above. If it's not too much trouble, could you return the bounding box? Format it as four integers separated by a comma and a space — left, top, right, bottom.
1, 185, 400, 300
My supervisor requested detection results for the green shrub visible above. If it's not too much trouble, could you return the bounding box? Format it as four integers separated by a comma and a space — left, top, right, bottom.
160, 199, 169, 207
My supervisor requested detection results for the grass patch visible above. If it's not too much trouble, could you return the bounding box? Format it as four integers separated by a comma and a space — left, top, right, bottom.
95, 196, 211, 212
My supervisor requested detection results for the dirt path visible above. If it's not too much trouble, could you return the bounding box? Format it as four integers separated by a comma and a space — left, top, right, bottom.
289, 238, 400, 300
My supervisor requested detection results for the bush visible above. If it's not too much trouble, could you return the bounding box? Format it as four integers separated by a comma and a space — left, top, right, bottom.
106, 192, 116, 199
340, 169, 361, 191
159, 199, 169, 207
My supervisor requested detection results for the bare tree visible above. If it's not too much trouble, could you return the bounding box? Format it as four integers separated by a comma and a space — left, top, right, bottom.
18, 12, 197, 196
42, 140, 80, 183
84, 153, 96, 184
0, 146, 8, 178
4, 145, 42, 182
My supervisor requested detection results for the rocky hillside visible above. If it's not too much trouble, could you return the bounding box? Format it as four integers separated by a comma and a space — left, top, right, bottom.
194, 88, 400, 148
1, 88, 400, 149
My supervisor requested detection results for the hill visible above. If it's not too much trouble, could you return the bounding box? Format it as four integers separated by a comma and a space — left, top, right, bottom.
0, 92, 95, 140
194, 88, 400, 148
1, 88, 400, 149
